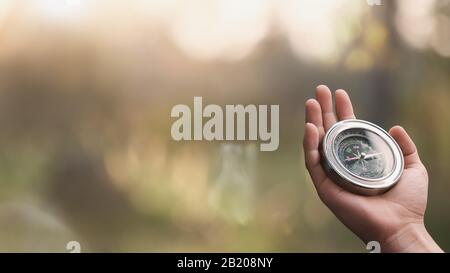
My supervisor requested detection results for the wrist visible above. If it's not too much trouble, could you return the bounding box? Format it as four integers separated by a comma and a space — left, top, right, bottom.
381, 222, 443, 253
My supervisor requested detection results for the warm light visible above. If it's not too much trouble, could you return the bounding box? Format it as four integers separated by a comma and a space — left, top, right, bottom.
0, 0, 13, 24
396, 0, 450, 58
169, 0, 271, 61
140, 0, 180, 24
32, 0, 84, 21
395, 0, 436, 50
277, 0, 366, 62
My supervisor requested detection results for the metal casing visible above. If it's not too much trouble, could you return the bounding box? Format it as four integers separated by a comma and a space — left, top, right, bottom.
320, 119, 404, 196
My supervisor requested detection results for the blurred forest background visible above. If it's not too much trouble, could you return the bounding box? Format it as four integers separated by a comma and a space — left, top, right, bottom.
0, 0, 449, 252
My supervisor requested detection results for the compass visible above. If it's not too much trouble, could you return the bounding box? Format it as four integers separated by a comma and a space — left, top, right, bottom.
321, 119, 404, 195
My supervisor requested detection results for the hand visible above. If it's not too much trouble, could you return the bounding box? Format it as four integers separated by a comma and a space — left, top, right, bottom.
303, 85, 443, 253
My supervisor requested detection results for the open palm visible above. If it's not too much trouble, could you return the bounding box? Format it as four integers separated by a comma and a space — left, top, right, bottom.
303, 85, 441, 252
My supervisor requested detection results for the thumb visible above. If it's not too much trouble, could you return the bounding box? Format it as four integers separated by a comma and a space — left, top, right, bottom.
389, 126, 422, 168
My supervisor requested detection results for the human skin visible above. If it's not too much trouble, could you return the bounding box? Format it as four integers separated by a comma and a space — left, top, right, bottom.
303, 85, 443, 253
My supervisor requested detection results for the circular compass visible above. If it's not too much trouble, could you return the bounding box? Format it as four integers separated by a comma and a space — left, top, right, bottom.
321, 119, 404, 195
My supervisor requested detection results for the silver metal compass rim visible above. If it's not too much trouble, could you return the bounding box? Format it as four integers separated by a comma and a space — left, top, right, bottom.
321, 119, 404, 195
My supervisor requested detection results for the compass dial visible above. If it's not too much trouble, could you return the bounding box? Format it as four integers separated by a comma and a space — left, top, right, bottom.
321, 119, 404, 195
335, 130, 394, 180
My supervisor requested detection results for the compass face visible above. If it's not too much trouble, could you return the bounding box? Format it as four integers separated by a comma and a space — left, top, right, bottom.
321, 119, 404, 195
334, 129, 394, 180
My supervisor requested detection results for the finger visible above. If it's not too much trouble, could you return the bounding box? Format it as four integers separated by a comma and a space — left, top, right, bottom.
389, 126, 422, 168
303, 123, 327, 185
315, 85, 336, 131
335, 89, 356, 120
305, 99, 325, 138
